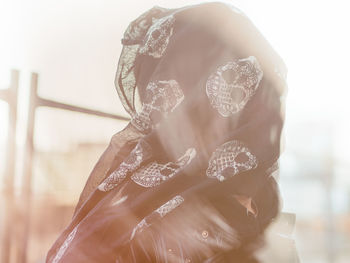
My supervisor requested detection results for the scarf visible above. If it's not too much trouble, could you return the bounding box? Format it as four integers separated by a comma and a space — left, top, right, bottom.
46, 2, 287, 262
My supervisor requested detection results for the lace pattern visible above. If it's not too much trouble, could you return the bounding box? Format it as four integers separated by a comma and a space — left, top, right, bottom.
98, 140, 152, 191
115, 44, 141, 115
130, 195, 184, 240
52, 226, 78, 263
131, 148, 196, 187
129, 218, 150, 241
129, 195, 240, 261
206, 140, 258, 181
131, 80, 184, 132
116, 7, 173, 115
155, 195, 185, 217
139, 14, 175, 58
122, 6, 169, 45
206, 56, 263, 117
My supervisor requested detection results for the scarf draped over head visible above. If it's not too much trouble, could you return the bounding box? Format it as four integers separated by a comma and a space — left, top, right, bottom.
46, 3, 287, 263
114, 2, 287, 195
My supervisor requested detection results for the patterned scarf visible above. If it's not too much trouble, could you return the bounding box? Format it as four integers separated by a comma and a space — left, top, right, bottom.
47, 2, 287, 262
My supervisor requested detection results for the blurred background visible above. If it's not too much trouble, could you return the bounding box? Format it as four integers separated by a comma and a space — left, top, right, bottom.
0, 0, 349, 262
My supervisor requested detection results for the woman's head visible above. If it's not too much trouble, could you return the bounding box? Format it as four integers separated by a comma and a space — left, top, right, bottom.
115, 2, 287, 176
116, 2, 287, 117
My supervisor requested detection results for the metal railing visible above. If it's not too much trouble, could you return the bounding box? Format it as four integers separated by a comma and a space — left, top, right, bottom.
0, 70, 19, 263
0, 71, 130, 263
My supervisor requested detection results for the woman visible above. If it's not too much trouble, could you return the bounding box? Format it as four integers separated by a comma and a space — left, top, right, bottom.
46, 2, 287, 262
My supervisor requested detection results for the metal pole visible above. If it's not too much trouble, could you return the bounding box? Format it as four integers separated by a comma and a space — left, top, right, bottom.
0, 89, 10, 101
324, 127, 335, 263
0, 70, 19, 263
17, 73, 38, 263
37, 97, 130, 121
15, 72, 129, 263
